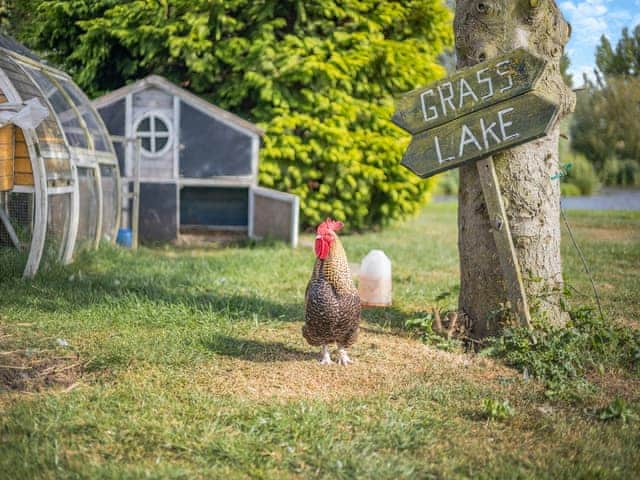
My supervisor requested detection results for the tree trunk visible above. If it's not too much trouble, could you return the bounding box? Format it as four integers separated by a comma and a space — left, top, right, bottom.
454, 0, 575, 337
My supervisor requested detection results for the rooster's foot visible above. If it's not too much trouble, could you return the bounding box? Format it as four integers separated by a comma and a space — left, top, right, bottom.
337, 348, 353, 366
319, 345, 333, 365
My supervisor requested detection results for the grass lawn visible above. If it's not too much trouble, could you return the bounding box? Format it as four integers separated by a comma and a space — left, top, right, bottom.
1, 203, 639, 479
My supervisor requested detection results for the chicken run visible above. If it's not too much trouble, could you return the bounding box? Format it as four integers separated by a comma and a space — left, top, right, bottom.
0, 34, 120, 278
1, 35, 300, 279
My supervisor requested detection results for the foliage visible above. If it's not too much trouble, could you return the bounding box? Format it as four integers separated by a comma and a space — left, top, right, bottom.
12, 0, 453, 230
600, 157, 640, 187
560, 52, 573, 88
570, 25, 640, 186
481, 398, 515, 421
487, 307, 640, 401
0, 0, 8, 32
595, 398, 638, 424
0, 0, 39, 38
560, 183, 581, 197
404, 313, 462, 352
433, 170, 458, 195
559, 151, 599, 196
596, 25, 640, 78
1, 206, 639, 478
571, 76, 640, 175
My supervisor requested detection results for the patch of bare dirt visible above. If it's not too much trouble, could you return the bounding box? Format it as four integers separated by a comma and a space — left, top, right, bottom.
0, 328, 83, 396
586, 370, 640, 405
176, 230, 247, 247
189, 323, 517, 402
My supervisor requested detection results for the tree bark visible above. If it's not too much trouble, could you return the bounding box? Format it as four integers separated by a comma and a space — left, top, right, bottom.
454, 0, 575, 337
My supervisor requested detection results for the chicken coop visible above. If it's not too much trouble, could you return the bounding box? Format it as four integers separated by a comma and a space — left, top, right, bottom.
93, 75, 299, 246
0, 35, 120, 278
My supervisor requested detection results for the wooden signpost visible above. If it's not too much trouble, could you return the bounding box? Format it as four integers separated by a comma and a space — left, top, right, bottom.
393, 48, 547, 135
393, 48, 559, 329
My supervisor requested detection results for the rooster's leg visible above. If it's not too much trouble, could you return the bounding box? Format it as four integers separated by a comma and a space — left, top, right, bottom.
337, 347, 353, 366
319, 345, 333, 365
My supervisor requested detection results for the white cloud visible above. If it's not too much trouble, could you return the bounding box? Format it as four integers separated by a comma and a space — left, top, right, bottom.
571, 64, 600, 87
560, 0, 613, 41
559, 0, 635, 86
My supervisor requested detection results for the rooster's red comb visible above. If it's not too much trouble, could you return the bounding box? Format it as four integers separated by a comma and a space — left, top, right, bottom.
316, 218, 344, 235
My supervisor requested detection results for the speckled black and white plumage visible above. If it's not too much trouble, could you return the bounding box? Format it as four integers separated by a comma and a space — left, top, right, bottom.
303, 235, 360, 350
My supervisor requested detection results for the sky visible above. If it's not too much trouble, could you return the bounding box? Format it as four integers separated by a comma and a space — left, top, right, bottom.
560, 0, 640, 84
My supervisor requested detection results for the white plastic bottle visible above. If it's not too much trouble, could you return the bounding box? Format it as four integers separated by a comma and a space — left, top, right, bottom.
358, 250, 392, 307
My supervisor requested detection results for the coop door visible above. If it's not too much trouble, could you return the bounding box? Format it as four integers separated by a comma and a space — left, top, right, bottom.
249, 187, 299, 247
139, 182, 178, 243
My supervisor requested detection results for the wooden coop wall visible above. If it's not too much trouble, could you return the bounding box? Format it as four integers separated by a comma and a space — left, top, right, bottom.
0, 123, 14, 191
13, 129, 32, 186
133, 87, 174, 179
0, 92, 33, 190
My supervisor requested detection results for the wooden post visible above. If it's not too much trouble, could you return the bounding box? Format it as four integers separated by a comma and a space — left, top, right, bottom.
131, 138, 141, 250
476, 156, 532, 329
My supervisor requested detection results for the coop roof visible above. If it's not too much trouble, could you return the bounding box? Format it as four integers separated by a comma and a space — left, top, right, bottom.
0, 34, 42, 63
0, 34, 118, 163
93, 75, 264, 137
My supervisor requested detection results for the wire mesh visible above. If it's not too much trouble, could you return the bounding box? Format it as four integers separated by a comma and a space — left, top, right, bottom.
180, 187, 248, 227
0, 191, 33, 277
99, 164, 118, 242
179, 101, 253, 177
252, 191, 295, 244
75, 166, 99, 252
42, 192, 71, 265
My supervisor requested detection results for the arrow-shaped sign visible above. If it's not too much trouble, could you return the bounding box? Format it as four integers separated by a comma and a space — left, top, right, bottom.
401, 91, 559, 178
392, 48, 547, 135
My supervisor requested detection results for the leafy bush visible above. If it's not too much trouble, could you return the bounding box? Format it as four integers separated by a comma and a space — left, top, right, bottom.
571, 76, 640, 174
559, 151, 599, 195
601, 157, 640, 187
560, 183, 581, 197
487, 307, 640, 401
404, 314, 462, 352
595, 398, 637, 424
13, 0, 453, 230
433, 170, 459, 195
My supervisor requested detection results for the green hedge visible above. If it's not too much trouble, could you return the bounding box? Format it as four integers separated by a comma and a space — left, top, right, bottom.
560, 151, 600, 196
14, 0, 453, 231
601, 158, 640, 187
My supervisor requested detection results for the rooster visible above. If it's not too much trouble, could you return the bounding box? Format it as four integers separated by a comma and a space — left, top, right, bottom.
303, 219, 360, 365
